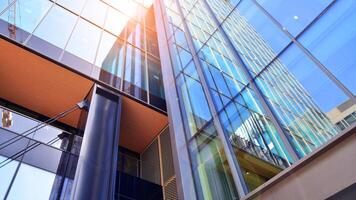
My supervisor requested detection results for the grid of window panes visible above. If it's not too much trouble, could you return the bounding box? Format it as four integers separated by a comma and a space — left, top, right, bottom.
0, 0, 166, 111
161, 0, 240, 199
161, 0, 356, 197
0, 106, 78, 199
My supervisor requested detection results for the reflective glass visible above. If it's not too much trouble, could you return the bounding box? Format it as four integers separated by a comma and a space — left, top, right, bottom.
256, 0, 333, 36
0, 1, 12, 13
188, 123, 238, 199
148, 57, 165, 99
127, 22, 145, 49
103, 0, 138, 18
0, 0, 51, 33
81, 0, 108, 27
124, 44, 147, 90
221, 0, 290, 74
104, 7, 128, 37
0, 156, 18, 198
176, 74, 212, 138
299, 0, 356, 94
95, 31, 119, 70
66, 18, 101, 63
7, 163, 56, 200
146, 29, 159, 57
34, 5, 77, 48
57, 0, 86, 14
258, 44, 344, 157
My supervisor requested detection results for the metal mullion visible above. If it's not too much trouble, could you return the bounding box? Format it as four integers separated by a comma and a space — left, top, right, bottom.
91, 5, 110, 76
120, 27, 128, 91
175, 0, 249, 197
251, 0, 355, 103
58, 0, 89, 61
156, 1, 201, 199
266, 63, 330, 143
200, 0, 300, 164
256, 67, 325, 147
144, 17, 150, 104
23, 0, 56, 45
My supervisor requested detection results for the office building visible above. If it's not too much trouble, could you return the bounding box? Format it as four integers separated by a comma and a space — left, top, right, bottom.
0, 0, 355, 199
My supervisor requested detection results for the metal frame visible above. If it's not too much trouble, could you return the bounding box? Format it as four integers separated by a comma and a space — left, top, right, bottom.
154, 0, 198, 199
173, 0, 250, 197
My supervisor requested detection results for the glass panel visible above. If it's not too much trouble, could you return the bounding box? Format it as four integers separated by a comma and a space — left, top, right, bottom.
104, 7, 128, 37
95, 31, 118, 68
66, 18, 101, 63
189, 123, 238, 199
0, 155, 18, 198
0, 0, 51, 33
148, 56, 165, 99
7, 163, 56, 200
0, 1, 13, 13
176, 74, 212, 138
256, 0, 333, 36
97, 34, 125, 88
103, 0, 138, 18
299, 0, 356, 95
57, 0, 86, 14
81, 0, 108, 27
127, 21, 145, 49
257, 44, 344, 157
221, 0, 290, 74
146, 29, 159, 57
33, 5, 77, 48
124, 44, 148, 101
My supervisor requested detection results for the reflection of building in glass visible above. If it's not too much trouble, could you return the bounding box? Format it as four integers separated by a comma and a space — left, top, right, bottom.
0, 0, 356, 199
327, 99, 356, 131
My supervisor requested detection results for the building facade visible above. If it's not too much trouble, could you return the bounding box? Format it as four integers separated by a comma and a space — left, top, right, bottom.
0, 0, 355, 199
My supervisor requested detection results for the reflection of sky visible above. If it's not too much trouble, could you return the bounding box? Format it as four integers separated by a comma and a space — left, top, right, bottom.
236, 0, 353, 112
1, 109, 62, 147
0, 109, 62, 199
11, 164, 55, 200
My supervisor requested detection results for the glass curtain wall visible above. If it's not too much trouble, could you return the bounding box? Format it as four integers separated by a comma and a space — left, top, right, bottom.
0, 107, 79, 200
0, 0, 166, 111
160, 0, 356, 197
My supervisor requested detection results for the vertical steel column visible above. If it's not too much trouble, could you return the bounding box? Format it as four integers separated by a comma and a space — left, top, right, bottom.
153, 0, 198, 199
71, 84, 121, 200
200, 0, 300, 162
172, 0, 249, 197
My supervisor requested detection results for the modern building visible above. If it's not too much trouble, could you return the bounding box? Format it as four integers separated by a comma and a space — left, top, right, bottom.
0, 0, 355, 200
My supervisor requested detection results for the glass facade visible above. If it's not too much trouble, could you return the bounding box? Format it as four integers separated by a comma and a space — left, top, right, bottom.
158, 0, 356, 198
0, 106, 80, 199
0, 0, 166, 111
1, 0, 356, 199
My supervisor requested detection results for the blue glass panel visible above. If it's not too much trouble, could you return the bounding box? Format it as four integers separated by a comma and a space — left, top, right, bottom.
0, 0, 51, 33
279, 44, 348, 113
33, 5, 77, 49
299, 0, 356, 94
7, 163, 56, 200
0, 155, 18, 198
256, 0, 333, 36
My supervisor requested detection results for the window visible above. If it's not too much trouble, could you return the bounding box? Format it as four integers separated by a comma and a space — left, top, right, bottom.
104, 7, 128, 37
57, 0, 86, 14
66, 18, 101, 63
0, 0, 51, 33
34, 5, 77, 48
256, 0, 333, 36
81, 0, 108, 27
299, 0, 356, 94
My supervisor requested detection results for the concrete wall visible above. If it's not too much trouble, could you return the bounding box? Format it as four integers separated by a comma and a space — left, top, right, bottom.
244, 127, 356, 200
